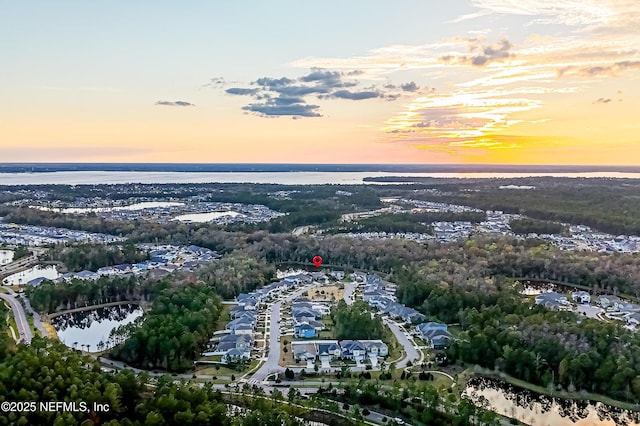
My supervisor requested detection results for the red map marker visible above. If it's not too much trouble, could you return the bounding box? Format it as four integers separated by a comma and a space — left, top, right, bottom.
312, 255, 323, 268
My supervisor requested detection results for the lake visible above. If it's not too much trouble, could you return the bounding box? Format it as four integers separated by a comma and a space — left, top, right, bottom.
2, 171, 640, 185
2, 264, 59, 285
53, 304, 144, 353
0, 249, 13, 265
34, 201, 185, 214
173, 211, 241, 223
464, 376, 640, 426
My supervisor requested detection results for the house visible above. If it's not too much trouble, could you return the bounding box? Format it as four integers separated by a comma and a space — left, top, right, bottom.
417, 322, 452, 349
626, 313, 640, 326
294, 323, 317, 339
317, 342, 341, 361
597, 295, 622, 309
73, 270, 100, 281
361, 340, 389, 357
284, 274, 312, 285
571, 291, 591, 304
535, 292, 570, 310
221, 347, 250, 364
340, 340, 366, 360
292, 343, 317, 362
216, 334, 252, 353
329, 270, 345, 280
227, 317, 255, 333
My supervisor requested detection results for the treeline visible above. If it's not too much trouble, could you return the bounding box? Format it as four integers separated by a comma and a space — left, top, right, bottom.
110, 284, 221, 372
329, 211, 486, 235
332, 301, 384, 341
398, 178, 640, 235
45, 243, 149, 272
509, 218, 567, 235
324, 381, 500, 425
25, 275, 169, 313
447, 293, 640, 402
197, 252, 275, 298
0, 337, 303, 425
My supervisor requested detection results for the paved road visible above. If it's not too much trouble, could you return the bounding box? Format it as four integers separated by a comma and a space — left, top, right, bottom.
0, 291, 32, 343
251, 300, 285, 382
383, 318, 420, 368
21, 297, 47, 337
343, 282, 357, 305
251, 284, 314, 382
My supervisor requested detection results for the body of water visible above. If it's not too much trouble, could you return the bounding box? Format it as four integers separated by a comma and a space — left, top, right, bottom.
173, 211, 242, 223
34, 201, 184, 214
0, 250, 13, 265
53, 304, 144, 352
464, 377, 640, 426
2, 171, 640, 186
2, 265, 59, 285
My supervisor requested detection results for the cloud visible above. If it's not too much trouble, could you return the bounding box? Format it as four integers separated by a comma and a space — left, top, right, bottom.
441, 38, 514, 67
593, 98, 612, 104
401, 81, 420, 92
226, 87, 259, 95
242, 102, 321, 118
221, 67, 415, 117
326, 89, 381, 100
155, 100, 195, 107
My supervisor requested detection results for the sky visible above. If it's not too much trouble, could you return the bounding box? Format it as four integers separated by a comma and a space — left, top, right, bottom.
1, 1, 639, 165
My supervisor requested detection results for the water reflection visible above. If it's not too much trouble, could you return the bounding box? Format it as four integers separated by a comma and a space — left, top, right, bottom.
0, 250, 13, 265
53, 304, 143, 352
465, 376, 640, 426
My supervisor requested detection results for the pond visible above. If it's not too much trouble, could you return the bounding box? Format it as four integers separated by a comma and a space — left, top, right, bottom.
464, 376, 640, 426
2, 264, 59, 285
52, 304, 144, 352
0, 249, 13, 265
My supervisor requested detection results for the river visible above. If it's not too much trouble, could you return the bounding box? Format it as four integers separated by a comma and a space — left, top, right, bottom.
2, 171, 640, 185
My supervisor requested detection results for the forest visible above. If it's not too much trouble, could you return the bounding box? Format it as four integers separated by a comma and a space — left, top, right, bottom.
332, 301, 384, 341
109, 284, 222, 372
326, 211, 486, 235
0, 337, 306, 425
508, 218, 567, 235
44, 243, 149, 272
25, 275, 170, 313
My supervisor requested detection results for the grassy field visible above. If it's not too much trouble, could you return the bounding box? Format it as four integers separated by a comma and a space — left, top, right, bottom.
308, 285, 344, 302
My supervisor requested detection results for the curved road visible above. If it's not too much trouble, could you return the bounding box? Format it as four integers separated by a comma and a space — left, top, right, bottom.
0, 291, 32, 343
383, 318, 421, 369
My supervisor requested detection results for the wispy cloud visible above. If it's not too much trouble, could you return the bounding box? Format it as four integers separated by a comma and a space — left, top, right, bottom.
155, 101, 195, 107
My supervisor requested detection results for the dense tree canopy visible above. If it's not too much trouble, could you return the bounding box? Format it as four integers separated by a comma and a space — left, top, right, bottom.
110, 284, 221, 372
332, 301, 384, 341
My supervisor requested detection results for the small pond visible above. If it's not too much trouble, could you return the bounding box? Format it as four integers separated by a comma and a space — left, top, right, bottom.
52, 304, 144, 352
464, 376, 640, 426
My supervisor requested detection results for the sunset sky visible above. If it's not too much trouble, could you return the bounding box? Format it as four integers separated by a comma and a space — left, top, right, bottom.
2, 1, 639, 164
